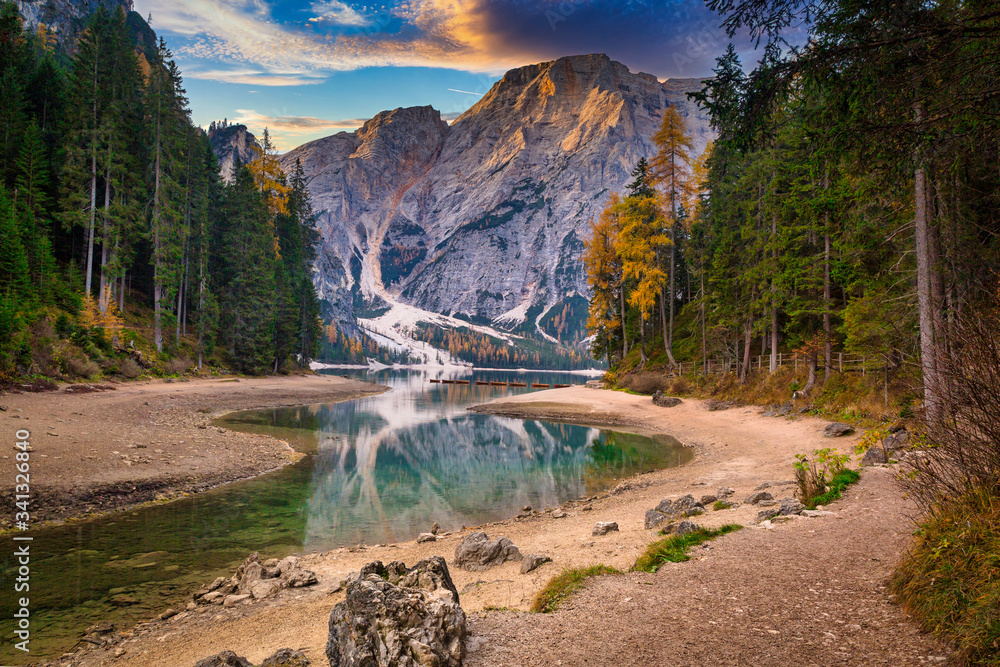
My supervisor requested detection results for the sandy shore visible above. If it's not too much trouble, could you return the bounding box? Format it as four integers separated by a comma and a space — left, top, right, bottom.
0, 374, 386, 528
50, 386, 947, 667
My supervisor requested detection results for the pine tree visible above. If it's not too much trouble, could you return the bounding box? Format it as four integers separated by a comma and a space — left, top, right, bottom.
146, 38, 189, 352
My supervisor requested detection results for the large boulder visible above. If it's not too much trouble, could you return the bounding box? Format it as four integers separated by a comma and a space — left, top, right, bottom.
644, 509, 669, 530
824, 422, 855, 437
884, 429, 910, 454
326, 558, 466, 667
193, 651, 253, 667
652, 391, 682, 408
592, 521, 619, 536
744, 491, 773, 505
454, 532, 521, 571
260, 648, 310, 667
778, 498, 805, 516
861, 446, 888, 467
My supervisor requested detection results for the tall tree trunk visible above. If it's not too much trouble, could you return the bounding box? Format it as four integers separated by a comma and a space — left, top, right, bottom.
666, 225, 677, 368
913, 111, 939, 423
197, 258, 205, 369
823, 168, 832, 381
700, 271, 707, 375
740, 311, 754, 384
769, 213, 778, 374
639, 316, 647, 365
824, 232, 832, 381
84, 55, 98, 297
98, 165, 111, 314
620, 283, 628, 360
803, 351, 818, 392
152, 109, 163, 353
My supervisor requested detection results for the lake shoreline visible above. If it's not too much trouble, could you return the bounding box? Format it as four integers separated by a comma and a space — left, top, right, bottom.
0, 374, 388, 530
47, 386, 948, 667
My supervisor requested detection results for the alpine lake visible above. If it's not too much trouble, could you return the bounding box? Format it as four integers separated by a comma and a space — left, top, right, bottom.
0, 369, 692, 662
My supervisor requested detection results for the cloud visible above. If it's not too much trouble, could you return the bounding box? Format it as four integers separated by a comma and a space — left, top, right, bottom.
184, 67, 328, 86
308, 0, 368, 27
232, 109, 368, 148
138, 0, 753, 85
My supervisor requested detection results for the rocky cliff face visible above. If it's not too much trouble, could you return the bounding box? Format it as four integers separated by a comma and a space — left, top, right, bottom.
208, 123, 262, 184
281, 54, 712, 343
15, 0, 134, 47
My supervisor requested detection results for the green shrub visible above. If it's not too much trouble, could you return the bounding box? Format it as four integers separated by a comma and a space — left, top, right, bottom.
806, 468, 860, 508
632, 524, 742, 573
531, 565, 622, 613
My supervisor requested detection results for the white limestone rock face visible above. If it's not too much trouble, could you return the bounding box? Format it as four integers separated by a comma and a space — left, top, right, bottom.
208, 124, 262, 184
279, 54, 714, 340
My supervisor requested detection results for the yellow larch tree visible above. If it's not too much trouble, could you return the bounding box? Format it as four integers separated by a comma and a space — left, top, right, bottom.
650, 104, 695, 366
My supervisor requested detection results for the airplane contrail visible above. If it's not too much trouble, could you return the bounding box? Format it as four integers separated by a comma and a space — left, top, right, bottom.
448, 88, 483, 96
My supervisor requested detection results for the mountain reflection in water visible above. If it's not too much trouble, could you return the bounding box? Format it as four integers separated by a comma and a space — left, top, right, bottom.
232, 370, 692, 549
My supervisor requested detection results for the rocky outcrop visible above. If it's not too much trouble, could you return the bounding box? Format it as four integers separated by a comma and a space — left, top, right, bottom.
454, 532, 522, 571
646, 494, 707, 529
192, 553, 318, 607
259, 649, 310, 667
194, 651, 253, 667
193, 648, 309, 667
281, 54, 713, 342
208, 123, 262, 183
14, 0, 136, 49
326, 557, 466, 667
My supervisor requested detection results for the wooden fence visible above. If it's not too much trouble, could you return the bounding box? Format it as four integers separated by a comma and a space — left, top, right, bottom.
673, 352, 876, 377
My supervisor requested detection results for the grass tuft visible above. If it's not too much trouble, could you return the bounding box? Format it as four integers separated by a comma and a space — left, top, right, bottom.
891, 486, 1000, 666
530, 565, 622, 613
632, 524, 742, 573
806, 468, 860, 509
712, 500, 732, 511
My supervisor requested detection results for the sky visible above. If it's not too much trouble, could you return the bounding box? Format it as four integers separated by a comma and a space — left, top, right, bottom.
132, 0, 757, 151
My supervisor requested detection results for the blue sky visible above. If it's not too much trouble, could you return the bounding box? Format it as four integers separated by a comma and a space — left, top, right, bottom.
133, 0, 755, 150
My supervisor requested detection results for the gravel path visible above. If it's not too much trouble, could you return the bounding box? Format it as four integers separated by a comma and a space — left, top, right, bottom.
467, 467, 949, 666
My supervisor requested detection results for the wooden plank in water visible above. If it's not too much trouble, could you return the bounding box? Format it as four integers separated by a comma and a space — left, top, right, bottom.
475, 381, 491, 385
531, 383, 551, 388
553, 384, 571, 388
490, 381, 507, 386
429, 379, 441, 383
455, 380, 471, 385
441, 380, 455, 384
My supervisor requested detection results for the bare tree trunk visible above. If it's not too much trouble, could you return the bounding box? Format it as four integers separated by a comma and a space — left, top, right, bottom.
620, 283, 628, 360
668, 225, 676, 352
824, 232, 832, 381
770, 213, 778, 374
152, 110, 163, 353
700, 271, 707, 376
639, 316, 648, 365
915, 155, 939, 423
804, 351, 817, 392
84, 56, 98, 297
740, 312, 754, 384
98, 165, 111, 314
